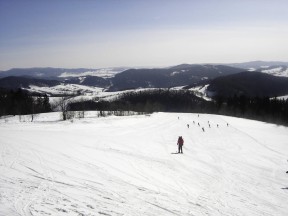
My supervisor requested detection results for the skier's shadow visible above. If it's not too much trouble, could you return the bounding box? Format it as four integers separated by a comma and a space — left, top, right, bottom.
281, 187, 288, 190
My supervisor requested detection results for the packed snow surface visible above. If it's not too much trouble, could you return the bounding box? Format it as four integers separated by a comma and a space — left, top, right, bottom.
0, 112, 288, 216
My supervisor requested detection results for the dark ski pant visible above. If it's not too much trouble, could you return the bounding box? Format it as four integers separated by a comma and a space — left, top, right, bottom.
178, 144, 183, 153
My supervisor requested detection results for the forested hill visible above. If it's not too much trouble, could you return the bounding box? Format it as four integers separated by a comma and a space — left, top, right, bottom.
108, 64, 243, 91
0, 65, 244, 91
207, 72, 288, 98
0, 76, 61, 89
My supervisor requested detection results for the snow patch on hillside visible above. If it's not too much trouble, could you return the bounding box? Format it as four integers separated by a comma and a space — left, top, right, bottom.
171, 71, 180, 76
261, 67, 288, 77
189, 85, 211, 101
262, 67, 282, 73
277, 95, 288, 100
170, 70, 188, 76
78, 77, 86, 83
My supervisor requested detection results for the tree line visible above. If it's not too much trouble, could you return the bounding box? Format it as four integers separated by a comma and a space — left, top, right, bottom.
70, 89, 288, 125
215, 95, 288, 126
69, 89, 217, 114
0, 88, 51, 118
1, 88, 287, 126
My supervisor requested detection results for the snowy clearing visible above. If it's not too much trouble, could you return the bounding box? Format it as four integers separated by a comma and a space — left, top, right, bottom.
188, 85, 211, 101
261, 67, 288, 77
0, 112, 288, 216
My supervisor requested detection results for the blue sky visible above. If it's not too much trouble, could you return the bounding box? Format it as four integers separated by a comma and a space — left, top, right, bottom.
1, 0, 288, 70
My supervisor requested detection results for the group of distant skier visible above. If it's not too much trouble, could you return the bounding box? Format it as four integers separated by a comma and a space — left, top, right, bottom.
176, 115, 229, 154
177, 115, 288, 174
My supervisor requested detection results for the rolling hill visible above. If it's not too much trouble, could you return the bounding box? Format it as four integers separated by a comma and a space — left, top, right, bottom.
207, 72, 288, 98
0, 76, 61, 90
1, 62, 288, 99
108, 64, 244, 91
228, 61, 288, 77
0, 64, 244, 93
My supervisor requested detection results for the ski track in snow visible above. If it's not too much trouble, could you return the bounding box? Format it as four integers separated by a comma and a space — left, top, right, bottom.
0, 112, 288, 216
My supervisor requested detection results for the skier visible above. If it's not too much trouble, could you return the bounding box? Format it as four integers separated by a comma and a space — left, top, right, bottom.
202, 127, 205, 132
177, 136, 184, 154
187, 124, 189, 128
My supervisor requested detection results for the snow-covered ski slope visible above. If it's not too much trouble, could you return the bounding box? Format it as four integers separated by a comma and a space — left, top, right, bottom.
0, 112, 288, 216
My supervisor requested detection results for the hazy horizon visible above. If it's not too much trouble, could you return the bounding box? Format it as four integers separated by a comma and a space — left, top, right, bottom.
1, 0, 288, 70
2, 60, 288, 72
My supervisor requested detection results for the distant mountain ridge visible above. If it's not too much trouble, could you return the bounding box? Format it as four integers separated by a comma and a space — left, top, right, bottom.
227, 61, 288, 77
1, 61, 288, 79
0, 64, 245, 92
1, 61, 288, 98
108, 64, 244, 91
0, 67, 128, 79
228, 60, 288, 69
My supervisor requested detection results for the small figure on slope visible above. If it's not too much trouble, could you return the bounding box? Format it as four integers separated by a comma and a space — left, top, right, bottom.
177, 136, 184, 154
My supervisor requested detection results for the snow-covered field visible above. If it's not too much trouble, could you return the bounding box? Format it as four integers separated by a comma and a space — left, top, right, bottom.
0, 112, 288, 216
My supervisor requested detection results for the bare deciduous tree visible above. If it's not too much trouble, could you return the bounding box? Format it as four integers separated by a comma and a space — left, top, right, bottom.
58, 97, 70, 120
